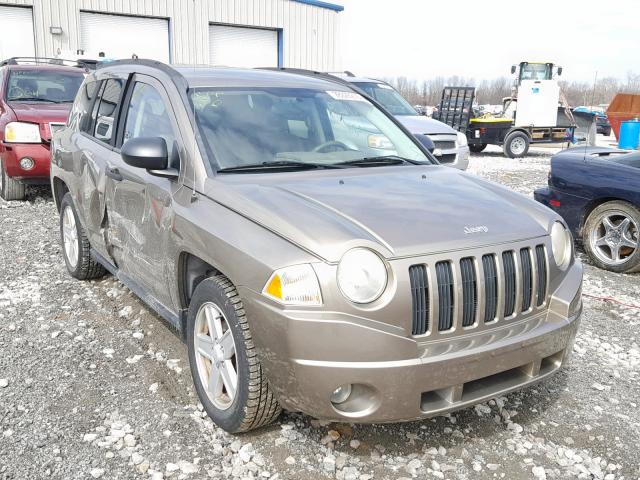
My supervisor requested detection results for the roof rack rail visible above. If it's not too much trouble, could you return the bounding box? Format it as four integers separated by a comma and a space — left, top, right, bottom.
95, 58, 184, 80
94, 58, 190, 105
257, 67, 355, 89
325, 70, 355, 77
0, 57, 90, 69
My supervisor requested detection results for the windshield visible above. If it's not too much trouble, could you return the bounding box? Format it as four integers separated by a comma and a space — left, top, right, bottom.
352, 82, 417, 116
519, 63, 552, 82
6, 70, 84, 103
190, 87, 431, 172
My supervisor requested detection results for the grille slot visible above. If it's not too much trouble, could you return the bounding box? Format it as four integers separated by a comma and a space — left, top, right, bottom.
535, 245, 547, 306
460, 257, 477, 327
520, 248, 533, 311
409, 265, 429, 335
482, 254, 498, 322
436, 261, 455, 331
502, 251, 516, 317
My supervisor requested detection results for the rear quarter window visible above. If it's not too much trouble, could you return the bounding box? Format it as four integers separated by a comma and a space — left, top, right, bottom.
69, 80, 100, 131
92, 79, 124, 143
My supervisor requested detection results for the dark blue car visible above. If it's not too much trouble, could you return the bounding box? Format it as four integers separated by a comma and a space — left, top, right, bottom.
535, 146, 640, 273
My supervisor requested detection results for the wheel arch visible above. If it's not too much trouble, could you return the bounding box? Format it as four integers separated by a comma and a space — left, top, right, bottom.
505, 127, 532, 141
177, 251, 222, 311
52, 176, 69, 212
580, 196, 636, 237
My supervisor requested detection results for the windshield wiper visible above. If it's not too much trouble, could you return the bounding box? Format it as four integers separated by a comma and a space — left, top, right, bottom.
8, 97, 63, 103
217, 160, 346, 173
335, 155, 421, 167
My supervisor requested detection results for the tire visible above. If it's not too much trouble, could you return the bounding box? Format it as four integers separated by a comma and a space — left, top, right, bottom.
0, 159, 26, 201
59, 193, 106, 280
503, 131, 530, 158
187, 275, 281, 433
469, 143, 487, 153
583, 201, 640, 273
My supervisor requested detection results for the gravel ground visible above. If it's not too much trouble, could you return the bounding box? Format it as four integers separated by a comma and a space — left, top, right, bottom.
1, 141, 639, 480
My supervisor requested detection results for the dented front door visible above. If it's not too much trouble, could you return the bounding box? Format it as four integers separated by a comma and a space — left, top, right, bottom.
104, 75, 182, 310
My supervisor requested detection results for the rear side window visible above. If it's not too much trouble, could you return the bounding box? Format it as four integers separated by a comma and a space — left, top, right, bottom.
69, 80, 100, 131
92, 79, 124, 143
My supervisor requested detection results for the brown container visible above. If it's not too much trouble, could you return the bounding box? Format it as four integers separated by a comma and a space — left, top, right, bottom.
606, 93, 640, 140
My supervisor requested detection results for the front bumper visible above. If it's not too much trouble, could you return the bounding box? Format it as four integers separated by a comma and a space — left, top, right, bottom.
0, 142, 52, 180
241, 260, 583, 423
433, 145, 470, 170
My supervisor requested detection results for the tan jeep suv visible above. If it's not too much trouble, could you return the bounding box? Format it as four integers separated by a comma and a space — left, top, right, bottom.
51, 60, 583, 433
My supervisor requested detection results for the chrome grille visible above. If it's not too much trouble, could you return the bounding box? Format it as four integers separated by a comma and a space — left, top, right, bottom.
409, 243, 549, 337
433, 140, 456, 150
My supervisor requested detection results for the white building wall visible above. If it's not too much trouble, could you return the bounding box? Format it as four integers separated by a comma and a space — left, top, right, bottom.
0, 0, 341, 70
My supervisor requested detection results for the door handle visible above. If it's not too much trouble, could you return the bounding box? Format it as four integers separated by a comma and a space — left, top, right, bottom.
106, 166, 123, 182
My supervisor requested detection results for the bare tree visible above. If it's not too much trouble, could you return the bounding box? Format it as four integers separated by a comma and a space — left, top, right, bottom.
383, 73, 640, 108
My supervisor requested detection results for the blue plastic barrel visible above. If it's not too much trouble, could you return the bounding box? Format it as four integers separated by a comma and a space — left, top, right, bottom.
618, 120, 640, 149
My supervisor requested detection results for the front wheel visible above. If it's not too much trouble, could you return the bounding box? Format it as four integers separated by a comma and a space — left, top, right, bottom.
583, 201, 640, 273
0, 159, 26, 201
187, 276, 281, 433
503, 131, 530, 158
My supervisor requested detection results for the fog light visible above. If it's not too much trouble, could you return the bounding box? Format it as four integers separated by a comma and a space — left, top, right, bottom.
330, 384, 352, 405
19, 157, 34, 170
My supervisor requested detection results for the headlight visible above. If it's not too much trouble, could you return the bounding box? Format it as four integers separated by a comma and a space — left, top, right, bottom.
456, 131, 468, 147
550, 221, 572, 269
5, 122, 41, 143
262, 264, 322, 306
337, 248, 388, 304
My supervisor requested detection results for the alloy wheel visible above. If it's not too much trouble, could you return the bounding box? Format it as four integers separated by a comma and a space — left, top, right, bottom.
589, 211, 639, 266
194, 302, 238, 410
62, 205, 79, 269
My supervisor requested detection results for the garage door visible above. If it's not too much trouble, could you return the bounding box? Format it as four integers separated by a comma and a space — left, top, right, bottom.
209, 24, 278, 68
80, 12, 170, 62
0, 6, 35, 60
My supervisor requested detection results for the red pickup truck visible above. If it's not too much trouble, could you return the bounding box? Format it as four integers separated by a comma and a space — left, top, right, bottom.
0, 59, 85, 200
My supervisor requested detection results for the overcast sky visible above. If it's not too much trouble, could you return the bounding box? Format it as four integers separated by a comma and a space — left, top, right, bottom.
338, 0, 639, 83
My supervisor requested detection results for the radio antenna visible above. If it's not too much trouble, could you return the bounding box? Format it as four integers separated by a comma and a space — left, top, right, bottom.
584, 70, 598, 155
190, 0, 198, 204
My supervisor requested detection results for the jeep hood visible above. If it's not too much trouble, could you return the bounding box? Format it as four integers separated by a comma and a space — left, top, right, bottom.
206, 166, 552, 262
8, 102, 72, 124
396, 115, 456, 136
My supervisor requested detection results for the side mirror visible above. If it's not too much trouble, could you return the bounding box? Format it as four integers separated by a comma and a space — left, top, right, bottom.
121, 137, 168, 169
557, 66, 563, 76
121, 137, 178, 178
510, 65, 516, 75
414, 133, 435, 153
